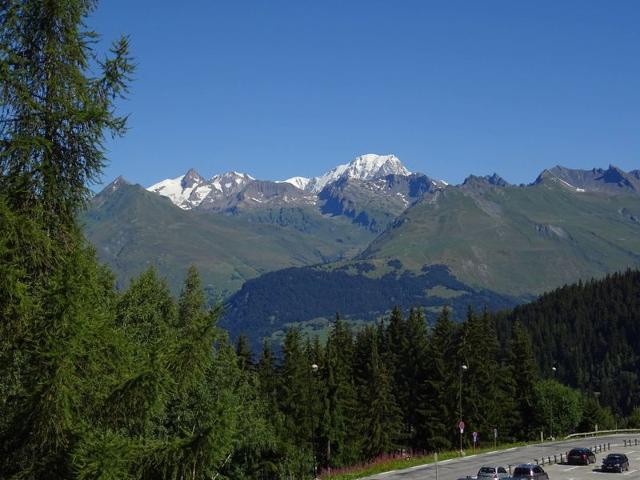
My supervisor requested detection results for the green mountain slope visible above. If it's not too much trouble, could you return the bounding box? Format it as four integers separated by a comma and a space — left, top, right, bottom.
82, 180, 375, 297
358, 179, 640, 296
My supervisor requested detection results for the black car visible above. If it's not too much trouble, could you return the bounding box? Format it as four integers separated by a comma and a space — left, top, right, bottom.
567, 448, 596, 465
602, 453, 630, 473
512, 464, 549, 480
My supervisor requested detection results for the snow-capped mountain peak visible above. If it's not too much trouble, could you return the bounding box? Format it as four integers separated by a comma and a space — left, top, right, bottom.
300, 154, 411, 193
147, 169, 253, 210
282, 176, 311, 190
146, 154, 414, 208
342, 154, 410, 181
182, 168, 205, 188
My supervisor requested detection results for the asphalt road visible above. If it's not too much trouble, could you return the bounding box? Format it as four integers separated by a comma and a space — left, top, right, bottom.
362, 435, 640, 480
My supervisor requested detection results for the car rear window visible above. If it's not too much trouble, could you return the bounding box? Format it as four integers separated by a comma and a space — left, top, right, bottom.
480, 468, 497, 474
513, 468, 530, 476
608, 455, 624, 460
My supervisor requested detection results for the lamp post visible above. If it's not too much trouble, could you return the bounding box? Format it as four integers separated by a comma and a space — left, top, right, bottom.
550, 366, 557, 440
459, 363, 468, 453
594, 391, 601, 434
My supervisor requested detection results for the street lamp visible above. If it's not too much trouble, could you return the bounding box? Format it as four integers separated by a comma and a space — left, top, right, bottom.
550, 366, 557, 440
459, 363, 468, 453
594, 392, 601, 434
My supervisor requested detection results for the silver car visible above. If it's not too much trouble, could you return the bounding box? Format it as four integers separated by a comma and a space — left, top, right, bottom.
477, 465, 510, 480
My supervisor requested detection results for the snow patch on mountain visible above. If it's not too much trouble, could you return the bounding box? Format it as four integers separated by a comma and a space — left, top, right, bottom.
305, 163, 349, 193
148, 170, 253, 209
148, 175, 196, 209
281, 176, 311, 190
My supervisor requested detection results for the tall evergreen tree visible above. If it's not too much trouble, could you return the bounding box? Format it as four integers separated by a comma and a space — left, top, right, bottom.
417, 307, 456, 450
354, 326, 402, 459
159, 266, 238, 479
0, 1, 133, 476
278, 328, 315, 477
108, 267, 176, 439
457, 308, 504, 440
320, 314, 359, 468
507, 321, 540, 438
401, 307, 429, 449
0, 0, 133, 237
236, 334, 254, 371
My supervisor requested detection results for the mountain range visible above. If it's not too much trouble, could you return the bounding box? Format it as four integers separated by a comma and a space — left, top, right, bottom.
83, 154, 640, 347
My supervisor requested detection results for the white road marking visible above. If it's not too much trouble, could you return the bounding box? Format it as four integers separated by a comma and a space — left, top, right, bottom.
562, 466, 580, 471
506, 448, 517, 451
624, 469, 637, 475
486, 451, 498, 454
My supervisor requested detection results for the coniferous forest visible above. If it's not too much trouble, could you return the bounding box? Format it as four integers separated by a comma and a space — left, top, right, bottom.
2, 1, 640, 479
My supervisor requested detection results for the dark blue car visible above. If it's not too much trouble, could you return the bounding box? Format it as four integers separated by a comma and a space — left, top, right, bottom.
602, 453, 629, 473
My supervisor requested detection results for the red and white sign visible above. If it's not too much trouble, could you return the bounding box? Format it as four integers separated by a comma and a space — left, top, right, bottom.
458, 421, 465, 433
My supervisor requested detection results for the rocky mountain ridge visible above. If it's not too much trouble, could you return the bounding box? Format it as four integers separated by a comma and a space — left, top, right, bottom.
89, 161, 640, 347
147, 153, 415, 211
147, 157, 640, 216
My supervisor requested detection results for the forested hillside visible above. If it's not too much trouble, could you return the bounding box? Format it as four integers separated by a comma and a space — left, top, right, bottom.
499, 269, 640, 416
221, 264, 516, 350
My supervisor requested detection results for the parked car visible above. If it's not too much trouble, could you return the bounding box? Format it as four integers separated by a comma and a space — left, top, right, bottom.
567, 448, 596, 465
602, 454, 630, 473
477, 465, 510, 480
512, 464, 549, 480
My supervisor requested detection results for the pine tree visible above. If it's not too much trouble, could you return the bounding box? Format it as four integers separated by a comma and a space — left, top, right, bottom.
159, 266, 238, 479
236, 334, 254, 371
0, 1, 133, 475
108, 267, 176, 436
458, 308, 503, 441
402, 307, 429, 449
278, 328, 315, 477
508, 321, 540, 438
0, 0, 133, 239
320, 314, 359, 467
257, 340, 278, 413
419, 307, 456, 450
355, 326, 402, 459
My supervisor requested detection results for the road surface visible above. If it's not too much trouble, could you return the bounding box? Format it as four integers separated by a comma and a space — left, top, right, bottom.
362, 435, 640, 480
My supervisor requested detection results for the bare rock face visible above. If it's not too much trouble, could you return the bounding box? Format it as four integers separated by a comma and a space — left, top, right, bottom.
535, 165, 640, 195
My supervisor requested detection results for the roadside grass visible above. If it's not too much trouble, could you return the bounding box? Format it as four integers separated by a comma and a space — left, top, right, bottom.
320, 441, 530, 480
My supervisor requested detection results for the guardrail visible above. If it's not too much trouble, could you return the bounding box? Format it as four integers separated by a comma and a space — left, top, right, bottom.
533, 443, 612, 467
565, 429, 640, 439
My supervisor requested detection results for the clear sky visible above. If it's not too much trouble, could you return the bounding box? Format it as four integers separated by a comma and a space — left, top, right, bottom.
90, 0, 640, 188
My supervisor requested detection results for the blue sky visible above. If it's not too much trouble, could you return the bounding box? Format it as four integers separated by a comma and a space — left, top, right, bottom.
90, 1, 640, 188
